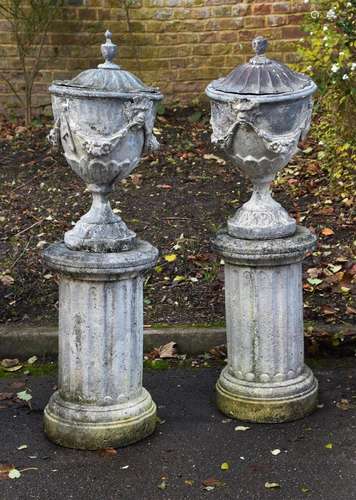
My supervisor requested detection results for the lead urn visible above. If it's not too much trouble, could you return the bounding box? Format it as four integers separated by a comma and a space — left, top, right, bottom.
206, 37, 319, 423
43, 32, 163, 449
206, 36, 316, 240
48, 30, 162, 252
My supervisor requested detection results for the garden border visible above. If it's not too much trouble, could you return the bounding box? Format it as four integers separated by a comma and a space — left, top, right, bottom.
0, 322, 354, 358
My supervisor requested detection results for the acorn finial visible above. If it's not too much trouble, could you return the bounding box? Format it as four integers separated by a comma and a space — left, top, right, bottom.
252, 36, 268, 56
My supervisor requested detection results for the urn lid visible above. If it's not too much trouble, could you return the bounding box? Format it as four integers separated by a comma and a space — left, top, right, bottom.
208, 36, 316, 97
49, 31, 162, 100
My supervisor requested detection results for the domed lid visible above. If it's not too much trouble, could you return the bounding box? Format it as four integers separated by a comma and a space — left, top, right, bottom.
49, 31, 162, 99
210, 36, 314, 96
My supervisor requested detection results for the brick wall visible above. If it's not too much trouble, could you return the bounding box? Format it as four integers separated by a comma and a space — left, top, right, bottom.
0, 0, 307, 114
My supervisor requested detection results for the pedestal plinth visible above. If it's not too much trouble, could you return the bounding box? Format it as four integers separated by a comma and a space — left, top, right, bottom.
212, 226, 318, 423
43, 240, 158, 449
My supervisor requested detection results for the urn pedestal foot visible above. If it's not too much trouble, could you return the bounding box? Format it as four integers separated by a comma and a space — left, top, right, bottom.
227, 182, 296, 240
43, 240, 158, 449
212, 226, 318, 423
216, 365, 318, 423
44, 389, 156, 450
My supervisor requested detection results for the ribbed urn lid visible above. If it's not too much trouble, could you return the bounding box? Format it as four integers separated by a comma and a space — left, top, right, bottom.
211, 36, 314, 95
50, 31, 162, 99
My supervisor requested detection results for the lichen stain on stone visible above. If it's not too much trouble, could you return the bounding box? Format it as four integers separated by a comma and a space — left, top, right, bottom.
73, 313, 83, 350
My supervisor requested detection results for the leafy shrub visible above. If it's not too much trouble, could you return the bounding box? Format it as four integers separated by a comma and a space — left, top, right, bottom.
297, 0, 355, 194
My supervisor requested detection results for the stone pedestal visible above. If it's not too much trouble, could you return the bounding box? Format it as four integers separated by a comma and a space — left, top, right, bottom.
43, 240, 158, 449
212, 226, 318, 423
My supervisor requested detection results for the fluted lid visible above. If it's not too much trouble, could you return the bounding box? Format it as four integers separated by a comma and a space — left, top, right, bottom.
49, 31, 162, 99
210, 36, 314, 96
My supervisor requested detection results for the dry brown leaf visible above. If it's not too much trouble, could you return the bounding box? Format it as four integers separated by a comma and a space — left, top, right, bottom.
321, 305, 336, 316
336, 399, 350, 410
158, 341, 177, 359
346, 306, 356, 315
321, 227, 334, 236
0, 275, 14, 286
1, 359, 20, 368
98, 447, 117, 456
0, 393, 14, 401
0, 464, 14, 480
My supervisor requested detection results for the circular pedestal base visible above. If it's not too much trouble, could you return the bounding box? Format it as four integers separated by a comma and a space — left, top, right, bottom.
44, 389, 156, 450
216, 366, 318, 423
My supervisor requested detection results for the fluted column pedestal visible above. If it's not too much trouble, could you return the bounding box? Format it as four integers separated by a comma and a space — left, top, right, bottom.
212, 226, 318, 423
43, 240, 158, 449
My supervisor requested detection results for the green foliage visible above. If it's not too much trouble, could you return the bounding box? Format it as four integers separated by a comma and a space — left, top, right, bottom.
297, 0, 355, 194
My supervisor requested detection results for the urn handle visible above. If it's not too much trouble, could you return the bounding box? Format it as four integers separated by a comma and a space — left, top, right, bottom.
47, 117, 61, 149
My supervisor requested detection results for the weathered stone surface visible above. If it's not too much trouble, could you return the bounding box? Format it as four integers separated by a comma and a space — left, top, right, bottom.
213, 228, 318, 423
43, 240, 158, 449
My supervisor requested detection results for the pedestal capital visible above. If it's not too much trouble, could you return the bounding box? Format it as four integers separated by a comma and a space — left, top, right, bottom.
212, 225, 316, 267
43, 240, 158, 280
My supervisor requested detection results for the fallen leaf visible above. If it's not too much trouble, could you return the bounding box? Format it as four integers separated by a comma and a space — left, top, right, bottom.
157, 478, 167, 490
1, 358, 20, 368
0, 393, 14, 401
17, 445, 28, 450
27, 356, 38, 365
0, 464, 14, 480
220, 462, 230, 471
346, 306, 356, 315
325, 443, 333, 449
203, 153, 226, 165
164, 254, 177, 263
202, 478, 224, 489
158, 341, 177, 359
328, 264, 342, 274
234, 426, 250, 431
0, 275, 14, 286
321, 227, 334, 237
16, 390, 32, 402
321, 305, 336, 316
8, 468, 21, 479
173, 275, 185, 282
271, 449, 281, 456
98, 447, 117, 456
157, 184, 172, 190
307, 278, 323, 286
2, 365, 23, 372
265, 482, 280, 489
336, 399, 350, 410
184, 479, 194, 486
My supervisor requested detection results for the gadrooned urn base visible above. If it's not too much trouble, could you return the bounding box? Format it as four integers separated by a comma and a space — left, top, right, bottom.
216, 365, 318, 423
64, 221, 137, 253
227, 200, 296, 240
44, 389, 157, 450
